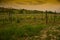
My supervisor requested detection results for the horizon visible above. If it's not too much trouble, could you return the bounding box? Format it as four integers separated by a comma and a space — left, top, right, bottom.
0, 6, 60, 13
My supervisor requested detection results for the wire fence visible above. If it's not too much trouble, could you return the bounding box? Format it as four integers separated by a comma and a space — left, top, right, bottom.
0, 11, 60, 26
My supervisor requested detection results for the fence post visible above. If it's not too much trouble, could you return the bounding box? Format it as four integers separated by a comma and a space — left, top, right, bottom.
8, 11, 12, 23
54, 11, 56, 24
45, 10, 48, 24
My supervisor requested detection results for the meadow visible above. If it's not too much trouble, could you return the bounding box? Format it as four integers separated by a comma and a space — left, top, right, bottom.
0, 7, 60, 40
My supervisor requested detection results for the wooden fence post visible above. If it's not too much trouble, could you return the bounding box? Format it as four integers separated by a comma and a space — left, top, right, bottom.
45, 11, 48, 24
54, 11, 56, 24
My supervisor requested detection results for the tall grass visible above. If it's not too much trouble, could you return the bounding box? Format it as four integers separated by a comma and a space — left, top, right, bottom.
0, 24, 47, 40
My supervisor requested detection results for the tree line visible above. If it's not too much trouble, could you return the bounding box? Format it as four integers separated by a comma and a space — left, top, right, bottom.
0, 7, 60, 14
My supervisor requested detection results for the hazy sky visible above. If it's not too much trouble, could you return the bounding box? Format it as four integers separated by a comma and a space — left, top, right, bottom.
0, 0, 60, 4
0, 0, 60, 12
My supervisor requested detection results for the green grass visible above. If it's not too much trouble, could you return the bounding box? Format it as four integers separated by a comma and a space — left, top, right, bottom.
0, 24, 47, 40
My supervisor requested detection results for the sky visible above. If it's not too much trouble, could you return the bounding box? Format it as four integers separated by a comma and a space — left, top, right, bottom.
0, 0, 60, 12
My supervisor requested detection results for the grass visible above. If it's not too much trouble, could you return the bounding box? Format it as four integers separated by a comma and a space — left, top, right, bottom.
0, 8, 60, 40
0, 13, 60, 40
0, 24, 47, 40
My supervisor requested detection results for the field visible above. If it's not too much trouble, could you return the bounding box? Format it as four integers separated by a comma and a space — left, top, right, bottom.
0, 8, 60, 40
